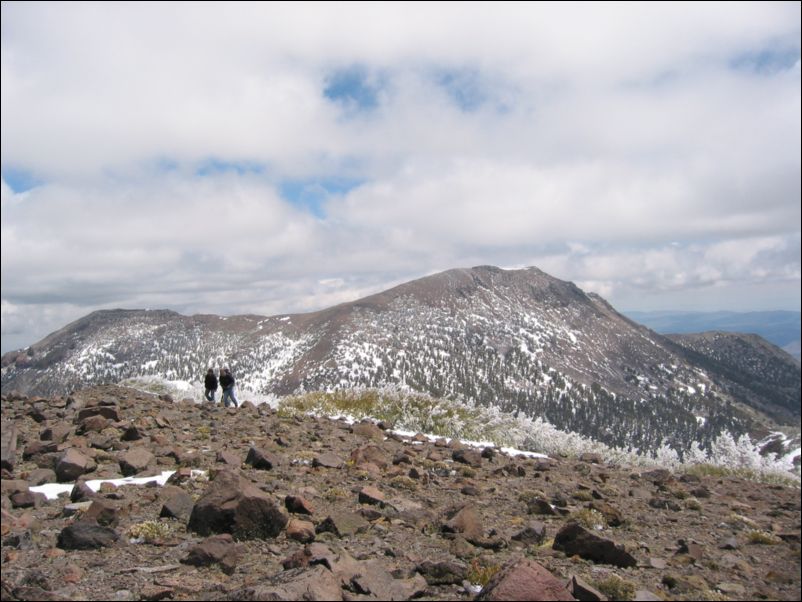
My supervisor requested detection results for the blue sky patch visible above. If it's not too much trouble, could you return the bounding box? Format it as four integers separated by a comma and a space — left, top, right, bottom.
196, 158, 265, 177
436, 68, 487, 112
2, 167, 43, 193
280, 177, 363, 217
324, 66, 384, 111
730, 47, 800, 74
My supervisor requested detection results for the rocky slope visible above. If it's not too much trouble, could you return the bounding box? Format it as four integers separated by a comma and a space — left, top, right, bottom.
1, 385, 800, 601
2, 266, 800, 455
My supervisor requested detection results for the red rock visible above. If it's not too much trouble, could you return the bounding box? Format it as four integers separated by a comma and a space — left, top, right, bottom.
477, 558, 576, 601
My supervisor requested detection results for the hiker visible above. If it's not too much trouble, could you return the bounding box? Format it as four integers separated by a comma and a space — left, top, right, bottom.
220, 367, 239, 408
203, 368, 218, 402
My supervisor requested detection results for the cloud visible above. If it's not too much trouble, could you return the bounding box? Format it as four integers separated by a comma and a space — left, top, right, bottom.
1, 3, 800, 352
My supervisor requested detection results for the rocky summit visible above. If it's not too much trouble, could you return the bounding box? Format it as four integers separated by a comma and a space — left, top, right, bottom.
1, 384, 800, 601
2, 266, 800, 456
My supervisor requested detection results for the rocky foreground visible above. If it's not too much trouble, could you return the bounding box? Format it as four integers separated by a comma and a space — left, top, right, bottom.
1, 385, 800, 601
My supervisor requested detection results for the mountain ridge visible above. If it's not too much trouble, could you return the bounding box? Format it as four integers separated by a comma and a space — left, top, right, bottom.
2, 265, 799, 455
625, 309, 801, 360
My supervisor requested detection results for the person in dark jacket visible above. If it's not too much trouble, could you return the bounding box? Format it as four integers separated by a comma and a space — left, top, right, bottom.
220, 367, 239, 408
204, 368, 218, 402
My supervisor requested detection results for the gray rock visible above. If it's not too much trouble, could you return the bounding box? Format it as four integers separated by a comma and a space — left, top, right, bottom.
315, 511, 369, 538
312, 452, 344, 469
57, 521, 119, 549
525, 496, 558, 516
226, 565, 343, 601
511, 521, 547, 545
416, 560, 468, 585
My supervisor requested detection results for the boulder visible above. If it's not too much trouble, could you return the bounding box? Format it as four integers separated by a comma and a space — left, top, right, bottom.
285, 494, 315, 515
511, 521, 547, 545
118, 447, 154, 476
57, 521, 119, 550
159, 486, 195, 521
553, 523, 637, 568
286, 518, 316, 543
56, 448, 95, 482
568, 575, 608, 601
182, 533, 243, 575
350, 445, 389, 469
453, 448, 483, 468
351, 421, 385, 441
316, 511, 369, 538
313, 452, 344, 469
229, 565, 343, 601
188, 470, 288, 539
83, 499, 126, 527
216, 450, 241, 467
477, 557, 576, 601
75, 406, 120, 423
416, 560, 468, 585
245, 446, 281, 470
358, 485, 385, 506
442, 505, 483, 540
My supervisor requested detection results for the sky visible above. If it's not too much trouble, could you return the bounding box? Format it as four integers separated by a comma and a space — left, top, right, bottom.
2, 2, 800, 354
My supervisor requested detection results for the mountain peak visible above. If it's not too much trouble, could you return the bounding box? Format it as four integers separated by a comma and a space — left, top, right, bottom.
2, 265, 799, 455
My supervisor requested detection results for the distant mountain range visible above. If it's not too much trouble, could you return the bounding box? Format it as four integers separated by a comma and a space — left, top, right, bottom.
625, 310, 801, 360
2, 266, 799, 455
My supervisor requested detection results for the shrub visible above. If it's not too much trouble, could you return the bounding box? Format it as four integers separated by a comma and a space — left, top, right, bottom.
595, 575, 635, 601
127, 520, 173, 543
467, 558, 501, 587
747, 530, 782, 545
569, 508, 606, 530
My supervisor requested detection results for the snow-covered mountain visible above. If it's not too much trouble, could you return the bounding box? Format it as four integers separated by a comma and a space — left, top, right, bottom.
3, 266, 799, 454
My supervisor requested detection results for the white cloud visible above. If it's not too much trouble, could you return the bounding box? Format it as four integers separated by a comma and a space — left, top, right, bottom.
1, 2, 800, 352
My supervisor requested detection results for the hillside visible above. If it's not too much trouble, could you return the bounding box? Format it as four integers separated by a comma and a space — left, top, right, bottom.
1, 385, 800, 601
2, 266, 800, 456
626, 311, 801, 361
667, 332, 801, 424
